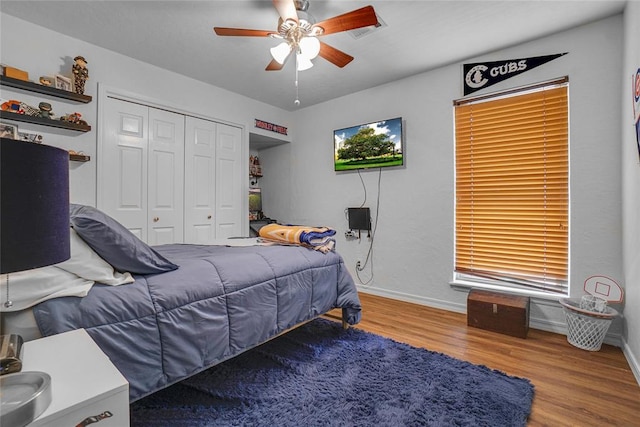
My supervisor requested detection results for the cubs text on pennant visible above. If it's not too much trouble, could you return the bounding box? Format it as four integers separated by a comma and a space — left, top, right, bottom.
463, 53, 568, 96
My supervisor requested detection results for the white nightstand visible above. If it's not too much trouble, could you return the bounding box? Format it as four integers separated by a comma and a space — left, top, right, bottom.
21, 329, 129, 427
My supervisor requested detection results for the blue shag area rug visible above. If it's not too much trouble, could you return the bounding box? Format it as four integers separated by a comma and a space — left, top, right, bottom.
130, 318, 534, 426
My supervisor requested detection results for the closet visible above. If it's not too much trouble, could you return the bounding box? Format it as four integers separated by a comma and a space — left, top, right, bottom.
184, 116, 243, 243
98, 95, 243, 245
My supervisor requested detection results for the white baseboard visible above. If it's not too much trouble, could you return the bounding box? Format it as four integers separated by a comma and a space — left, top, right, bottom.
357, 285, 622, 346
621, 338, 640, 386
357, 285, 466, 314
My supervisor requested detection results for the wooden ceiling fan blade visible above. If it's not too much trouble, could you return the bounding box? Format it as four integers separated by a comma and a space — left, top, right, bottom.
273, 0, 298, 23
213, 27, 274, 37
318, 42, 354, 68
313, 5, 378, 36
266, 59, 285, 71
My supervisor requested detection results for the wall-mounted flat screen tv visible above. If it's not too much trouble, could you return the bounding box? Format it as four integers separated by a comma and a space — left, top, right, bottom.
333, 117, 403, 171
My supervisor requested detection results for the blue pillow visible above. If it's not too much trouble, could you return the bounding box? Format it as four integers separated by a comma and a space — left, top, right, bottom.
69, 204, 178, 274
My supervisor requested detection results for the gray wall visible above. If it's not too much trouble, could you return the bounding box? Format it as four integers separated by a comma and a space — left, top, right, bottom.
621, 1, 640, 384
260, 15, 627, 346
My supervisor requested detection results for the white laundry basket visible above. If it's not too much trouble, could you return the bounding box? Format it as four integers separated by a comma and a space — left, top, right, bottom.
559, 299, 617, 351
559, 276, 623, 351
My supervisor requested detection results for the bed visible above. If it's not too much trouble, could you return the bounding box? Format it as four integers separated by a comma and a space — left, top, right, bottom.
0, 205, 361, 402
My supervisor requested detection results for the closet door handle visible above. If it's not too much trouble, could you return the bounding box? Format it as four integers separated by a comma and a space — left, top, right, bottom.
153, 217, 159, 222
207, 215, 212, 220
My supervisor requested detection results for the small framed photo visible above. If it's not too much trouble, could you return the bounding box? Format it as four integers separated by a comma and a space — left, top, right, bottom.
0, 123, 19, 139
55, 74, 72, 91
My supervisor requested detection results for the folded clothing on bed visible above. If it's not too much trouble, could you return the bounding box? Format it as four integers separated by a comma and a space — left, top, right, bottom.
258, 224, 336, 253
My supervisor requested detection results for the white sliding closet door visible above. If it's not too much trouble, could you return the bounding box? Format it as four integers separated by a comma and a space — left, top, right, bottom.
184, 118, 243, 241
148, 108, 185, 245
184, 117, 216, 244
99, 97, 185, 244
214, 123, 243, 238
100, 88, 246, 244
100, 98, 149, 241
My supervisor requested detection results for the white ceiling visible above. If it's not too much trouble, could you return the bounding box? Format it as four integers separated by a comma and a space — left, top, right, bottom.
0, 1, 626, 111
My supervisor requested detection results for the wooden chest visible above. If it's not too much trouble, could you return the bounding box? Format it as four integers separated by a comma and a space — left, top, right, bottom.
467, 289, 530, 338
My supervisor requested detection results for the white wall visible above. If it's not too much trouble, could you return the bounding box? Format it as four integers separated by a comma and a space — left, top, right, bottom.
621, 1, 640, 383
0, 13, 291, 207
263, 15, 626, 341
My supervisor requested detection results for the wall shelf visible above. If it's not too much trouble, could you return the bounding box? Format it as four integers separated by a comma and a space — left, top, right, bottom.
69, 153, 90, 162
0, 75, 92, 103
0, 110, 91, 132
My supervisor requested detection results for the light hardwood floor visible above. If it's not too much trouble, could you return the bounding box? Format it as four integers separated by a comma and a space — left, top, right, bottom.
327, 292, 640, 427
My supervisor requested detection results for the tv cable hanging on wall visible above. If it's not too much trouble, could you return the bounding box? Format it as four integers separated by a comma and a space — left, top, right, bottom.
349, 167, 382, 286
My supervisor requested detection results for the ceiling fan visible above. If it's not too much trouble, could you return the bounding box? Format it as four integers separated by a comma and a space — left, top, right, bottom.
213, 0, 379, 72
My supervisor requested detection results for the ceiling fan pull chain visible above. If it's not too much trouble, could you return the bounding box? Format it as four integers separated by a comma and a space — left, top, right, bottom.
294, 55, 301, 106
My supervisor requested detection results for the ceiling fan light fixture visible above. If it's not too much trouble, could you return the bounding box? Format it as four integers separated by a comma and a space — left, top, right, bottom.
298, 36, 320, 60
296, 55, 314, 71
214, 0, 378, 72
270, 41, 291, 64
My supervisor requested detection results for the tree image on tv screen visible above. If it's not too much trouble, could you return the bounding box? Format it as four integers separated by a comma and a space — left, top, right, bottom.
337, 127, 396, 161
334, 118, 403, 171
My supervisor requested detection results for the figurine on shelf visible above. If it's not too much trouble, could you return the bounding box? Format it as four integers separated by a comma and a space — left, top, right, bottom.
37, 102, 53, 119
249, 155, 263, 177
39, 76, 53, 86
60, 112, 88, 126
72, 55, 89, 95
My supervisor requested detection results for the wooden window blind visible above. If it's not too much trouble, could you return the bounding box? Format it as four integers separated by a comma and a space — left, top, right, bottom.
454, 79, 569, 293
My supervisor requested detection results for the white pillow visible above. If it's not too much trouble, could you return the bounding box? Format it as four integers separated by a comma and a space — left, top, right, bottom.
0, 266, 94, 312
56, 228, 134, 285
0, 229, 135, 312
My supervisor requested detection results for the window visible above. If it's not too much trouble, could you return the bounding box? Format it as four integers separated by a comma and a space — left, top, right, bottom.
454, 77, 569, 294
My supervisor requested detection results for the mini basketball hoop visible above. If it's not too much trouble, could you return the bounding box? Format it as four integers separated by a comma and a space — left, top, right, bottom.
583, 275, 624, 303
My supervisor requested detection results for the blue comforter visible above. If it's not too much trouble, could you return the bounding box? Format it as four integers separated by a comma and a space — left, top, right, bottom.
33, 244, 361, 401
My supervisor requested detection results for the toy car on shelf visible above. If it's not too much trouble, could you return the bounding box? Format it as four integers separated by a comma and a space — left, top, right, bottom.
1, 100, 40, 116
1, 99, 24, 114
